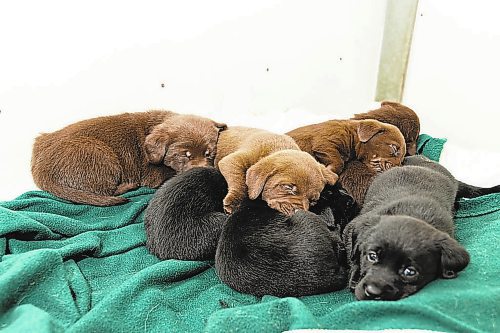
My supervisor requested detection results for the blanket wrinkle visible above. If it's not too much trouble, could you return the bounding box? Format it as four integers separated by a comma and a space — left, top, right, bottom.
0, 135, 499, 333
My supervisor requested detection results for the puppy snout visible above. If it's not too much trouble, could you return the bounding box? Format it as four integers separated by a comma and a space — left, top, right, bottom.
364, 284, 383, 299
362, 281, 396, 300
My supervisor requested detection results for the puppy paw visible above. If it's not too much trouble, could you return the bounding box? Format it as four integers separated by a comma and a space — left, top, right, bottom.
223, 193, 242, 214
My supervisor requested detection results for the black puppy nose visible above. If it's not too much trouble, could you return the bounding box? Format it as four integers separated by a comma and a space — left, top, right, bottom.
364, 284, 383, 298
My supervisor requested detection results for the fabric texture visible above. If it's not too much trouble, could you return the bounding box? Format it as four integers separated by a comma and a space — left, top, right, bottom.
1, 135, 498, 333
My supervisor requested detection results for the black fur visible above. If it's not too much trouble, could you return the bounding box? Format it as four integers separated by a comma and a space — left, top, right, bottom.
310, 183, 359, 232
343, 155, 470, 301
215, 199, 348, 297
144, 167, 228, 260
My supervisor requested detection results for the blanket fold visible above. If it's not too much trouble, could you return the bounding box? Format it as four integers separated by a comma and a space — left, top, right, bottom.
0, 135, 498, 333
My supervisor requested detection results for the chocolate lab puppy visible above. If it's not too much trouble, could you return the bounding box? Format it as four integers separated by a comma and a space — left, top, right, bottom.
144, 167, 228, 260
215, 126, 338, 215
352, 101, 420, 156
32, 111, 226, 206
215, 197, 348, 297
343, 155, 470, 301
338, 101, 420, 206
286, 118, 406, 176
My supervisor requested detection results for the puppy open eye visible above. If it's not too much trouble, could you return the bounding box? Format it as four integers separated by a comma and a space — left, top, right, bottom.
204, 149, 211, 158
185, 151, 192, 158
402, 266, 418, 277
367, 251, 378, 263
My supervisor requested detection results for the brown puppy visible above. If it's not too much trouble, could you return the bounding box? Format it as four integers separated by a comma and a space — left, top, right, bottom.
286, 119, 406, 176
352, 101, 420, 156
339, 101, 420, 206
32, 111, 226, 206
215, 126, 338, 215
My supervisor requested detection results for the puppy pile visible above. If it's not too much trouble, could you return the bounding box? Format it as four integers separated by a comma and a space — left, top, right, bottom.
31, 102, 498, 300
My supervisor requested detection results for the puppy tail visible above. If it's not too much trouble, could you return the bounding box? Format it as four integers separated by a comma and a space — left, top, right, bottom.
41, 183, 129, 206
456, 181, 500, 200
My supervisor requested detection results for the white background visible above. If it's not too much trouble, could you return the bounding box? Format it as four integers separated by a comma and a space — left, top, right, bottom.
1, 0, 499, 201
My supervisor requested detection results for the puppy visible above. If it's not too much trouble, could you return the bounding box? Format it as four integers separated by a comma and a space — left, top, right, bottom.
32, 111, 226, 206
215, 198, 348, 297
352, 101, 420, 156
286, 119, 406, 176
338, 101, 419, 206
144, 167, 227, 260
309, 183, 359, 232
215, 126, 338, 215
343, 155, 470, 301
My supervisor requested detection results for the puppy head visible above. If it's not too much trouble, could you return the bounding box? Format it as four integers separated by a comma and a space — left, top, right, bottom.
352, 215, 469, 301
355, 119, 406, 173
246, 150, 338, 216
145, 114, 226, 172
353, 101, 420, 156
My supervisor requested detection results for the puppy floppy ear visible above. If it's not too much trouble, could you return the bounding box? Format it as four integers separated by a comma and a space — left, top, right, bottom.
145, 125, 172, 164
213, 121, 227, 131
438, 235, 470, 279
357, 120, 385, 143
246, 160, 275, 200
321, 164, 339, 185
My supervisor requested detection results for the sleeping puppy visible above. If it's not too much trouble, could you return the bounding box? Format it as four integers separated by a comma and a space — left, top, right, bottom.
309, 183, 359, 232
338, 101, 420, 206
286, 118, 406, 176
32, 111, 226, 206
215, 126, 338, 215
215, 198, 348, 297
343, 155, 470, 301
144, 167, 227, 260
352, 101, 420, 156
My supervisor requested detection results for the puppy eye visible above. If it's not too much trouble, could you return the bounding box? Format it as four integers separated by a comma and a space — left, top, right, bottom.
367, 251, 378, 263
402, 266, 418, 277
204, 149, 211, 158
185, 151, 192, 158
282, 184, 297, 194
390, 144, 399, 157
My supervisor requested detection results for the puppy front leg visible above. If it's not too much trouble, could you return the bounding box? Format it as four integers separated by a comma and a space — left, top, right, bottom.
313, 148, 345, 175
218, 152, 252, 214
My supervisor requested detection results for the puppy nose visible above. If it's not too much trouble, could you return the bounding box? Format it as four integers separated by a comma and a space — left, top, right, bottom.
364, 284, 383, 298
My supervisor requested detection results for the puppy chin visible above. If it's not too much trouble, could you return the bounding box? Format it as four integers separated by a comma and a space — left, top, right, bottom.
266, 199, 305, 216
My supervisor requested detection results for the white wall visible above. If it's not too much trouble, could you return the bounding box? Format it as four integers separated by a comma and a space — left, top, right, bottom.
0, 0, 387, 201
1, 1, 499, 202
404, 0, 500, 152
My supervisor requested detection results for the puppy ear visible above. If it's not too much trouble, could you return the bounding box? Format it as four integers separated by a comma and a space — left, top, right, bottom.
213, 121, 227, 131
246, 160, 275, 200
145, 125, 171, 164
439, 235, 470, 279
321, 165, 339, 185
357, 120, 385, 143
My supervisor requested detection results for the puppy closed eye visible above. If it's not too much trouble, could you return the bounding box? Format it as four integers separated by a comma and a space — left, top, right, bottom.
389, 144, 400, 157
281, 184, 298, 195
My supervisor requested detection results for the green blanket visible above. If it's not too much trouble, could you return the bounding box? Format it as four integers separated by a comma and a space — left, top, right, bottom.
1, 136, 499, 333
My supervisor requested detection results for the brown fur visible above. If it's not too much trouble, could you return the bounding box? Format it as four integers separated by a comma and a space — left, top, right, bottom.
339, 101, 421, 206
31, 111, 226, 206
352, 101, 420, 156
286, 119, 406, 176
215, 127, 338, 215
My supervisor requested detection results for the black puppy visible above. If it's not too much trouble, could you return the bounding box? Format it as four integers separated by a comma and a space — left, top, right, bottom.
311, 183, 359, 232
343, 155, 470, 301
144, 167, 228, 260
215, 191, 352, 297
